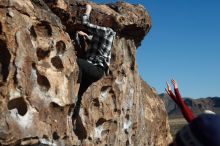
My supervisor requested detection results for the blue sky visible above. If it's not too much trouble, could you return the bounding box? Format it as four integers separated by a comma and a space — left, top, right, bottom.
93, 0, 220, 98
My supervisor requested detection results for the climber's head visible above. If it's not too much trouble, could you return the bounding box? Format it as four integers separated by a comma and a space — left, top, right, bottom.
170, 113, 220, 146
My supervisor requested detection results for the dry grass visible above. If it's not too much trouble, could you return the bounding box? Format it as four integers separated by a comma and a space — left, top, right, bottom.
169, 117, 187, 137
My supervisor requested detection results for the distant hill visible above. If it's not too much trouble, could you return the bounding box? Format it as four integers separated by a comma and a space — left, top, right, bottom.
159, 93, 220, 118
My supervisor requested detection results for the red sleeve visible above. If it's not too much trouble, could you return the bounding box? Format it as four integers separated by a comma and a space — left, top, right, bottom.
167, 90, 179, 105
174, 88, 195, 123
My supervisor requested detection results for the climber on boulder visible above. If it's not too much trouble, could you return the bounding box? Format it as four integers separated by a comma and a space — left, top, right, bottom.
71, 3, 116, 118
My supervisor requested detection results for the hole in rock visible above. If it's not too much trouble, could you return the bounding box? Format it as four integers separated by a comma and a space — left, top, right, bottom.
37, 73, 50, 91
100, 86, 111, 92
126, 140, 130, 146
34, 21, 52, 37
117, 109, 121, 115
130, 64, 135, 71
0, 23, 2, 34
8, 97, 28, 116
0, 39, 11, 82
43, 135, 49, 139
30, 26, 37, 39
96, 118, 107, 127
96, 138, 101, 144
93, 98, 100, 107
125, 114, 129, 120
49, 102, 63, 110
49, 102, 64, 112
62, 132, 69, 140
63, 135, 68, 139
13, 68, 18, 85
124, 129, 128, 135
32, 63, 36, 70
53, 132, 60, 140
51, 56, 64, 70
50, 102, 60, 108
56, 40, 66, 55
36, 48, 50, 61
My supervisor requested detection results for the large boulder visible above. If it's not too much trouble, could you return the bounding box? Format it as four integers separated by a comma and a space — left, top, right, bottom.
0, 0, 171, 145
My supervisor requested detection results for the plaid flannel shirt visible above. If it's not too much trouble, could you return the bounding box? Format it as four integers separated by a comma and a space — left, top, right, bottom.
82, 14, 116, 68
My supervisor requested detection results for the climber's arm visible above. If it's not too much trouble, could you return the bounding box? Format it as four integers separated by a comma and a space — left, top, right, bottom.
77, 31, 89, 38
85, 4, 92, 16
165, 82, 179, 104
82, 4, 109, 35
171, 79, 195, 122
77, 31, 93, 40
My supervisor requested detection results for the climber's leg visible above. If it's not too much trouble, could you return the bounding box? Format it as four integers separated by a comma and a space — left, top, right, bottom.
76, 58, 105, 96
77, 58, 104, 79
72, 58, 105, 117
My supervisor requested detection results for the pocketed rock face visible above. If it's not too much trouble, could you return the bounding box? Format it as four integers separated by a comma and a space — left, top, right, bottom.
0, 0, 171, 146
0, 0, 78, 145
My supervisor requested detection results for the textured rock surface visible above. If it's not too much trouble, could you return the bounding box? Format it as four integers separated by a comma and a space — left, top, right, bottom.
0, 0, 171, 145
